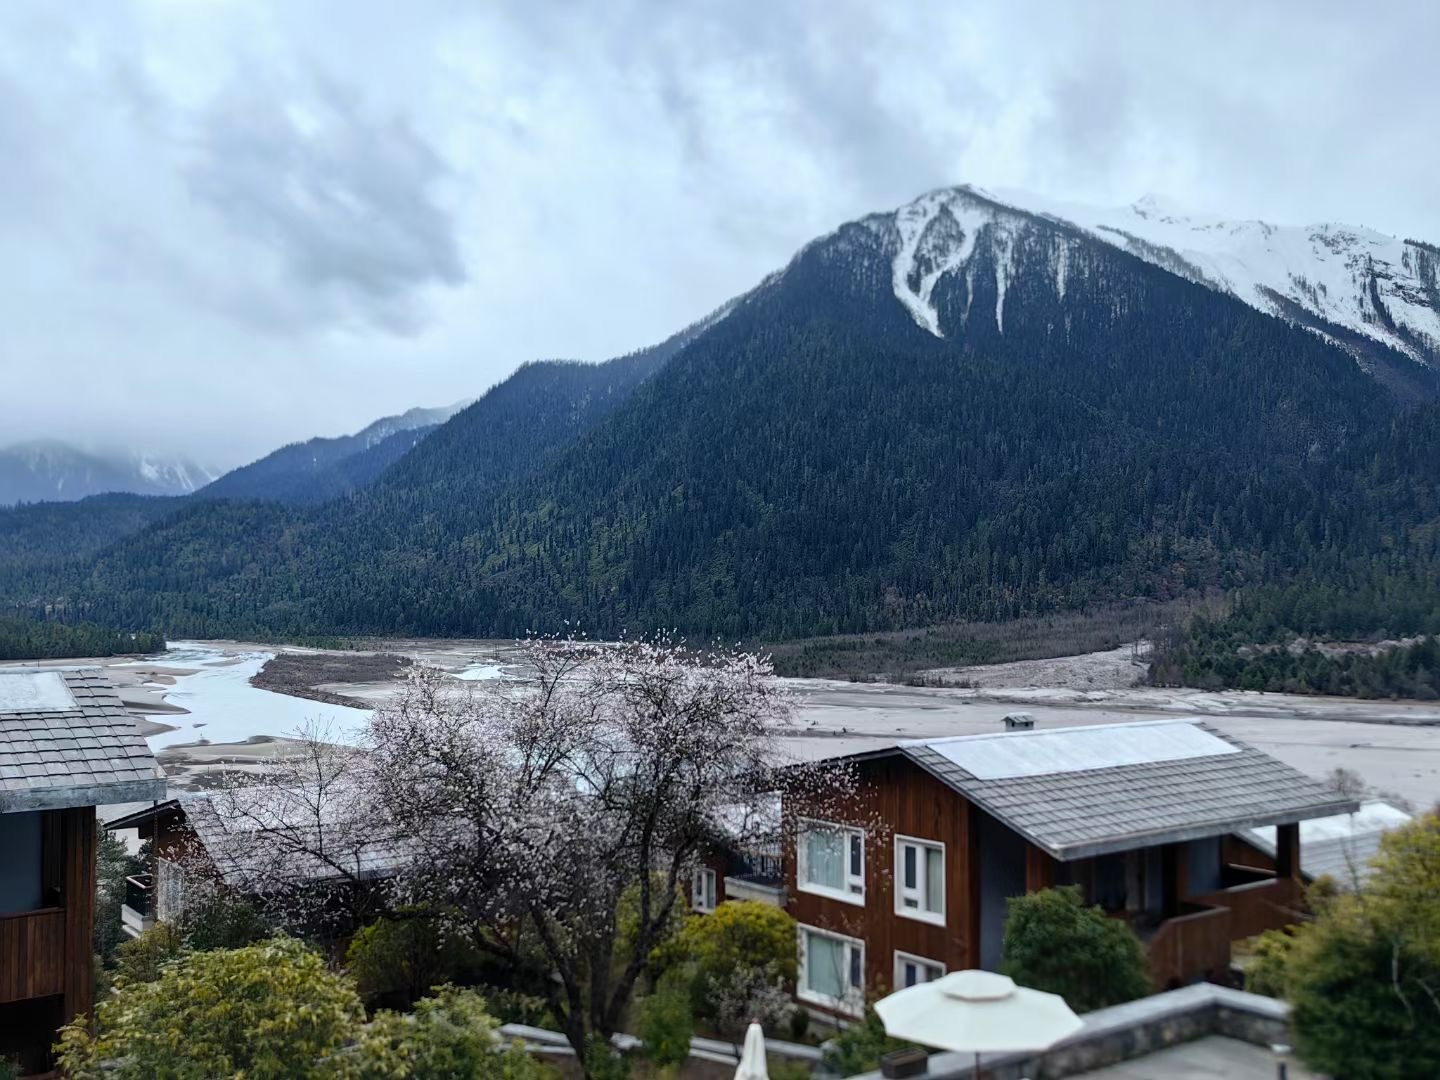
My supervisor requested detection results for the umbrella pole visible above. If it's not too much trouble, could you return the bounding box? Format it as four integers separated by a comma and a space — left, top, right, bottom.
973, 1050, 981, 1079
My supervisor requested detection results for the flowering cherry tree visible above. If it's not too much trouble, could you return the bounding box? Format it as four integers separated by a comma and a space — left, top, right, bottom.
203, 636, 864, 1064
363, 638, 806, 1057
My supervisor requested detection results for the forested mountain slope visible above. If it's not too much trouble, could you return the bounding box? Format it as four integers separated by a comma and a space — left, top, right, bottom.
9, 187, 1440, 642
199, 403, 465, 505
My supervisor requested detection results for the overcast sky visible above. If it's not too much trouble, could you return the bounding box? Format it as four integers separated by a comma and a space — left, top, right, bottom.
3, 0, 1436, 469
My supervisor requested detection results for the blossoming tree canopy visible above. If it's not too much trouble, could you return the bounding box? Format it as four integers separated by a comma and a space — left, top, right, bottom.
204, 637, 866, 1064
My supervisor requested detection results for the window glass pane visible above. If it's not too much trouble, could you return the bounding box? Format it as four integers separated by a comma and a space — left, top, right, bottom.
849, 945, 862, 988
903, 961, 918, 988
805, 828, 845, 890
903, 844, 917, 889
925, 847, 944, 913
806, 932, 845, 1000
849, 833, 863, 878
706, 872, 716, 909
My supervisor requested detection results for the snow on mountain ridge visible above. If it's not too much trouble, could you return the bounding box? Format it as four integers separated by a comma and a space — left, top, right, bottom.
867, 186, 1440, 368
0, 440, 216, 505
355, 401, 468, 449
994, 187, 1440, 364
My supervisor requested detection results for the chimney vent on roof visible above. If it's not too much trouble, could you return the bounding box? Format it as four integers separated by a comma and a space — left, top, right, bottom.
1003, 712, 1035, 731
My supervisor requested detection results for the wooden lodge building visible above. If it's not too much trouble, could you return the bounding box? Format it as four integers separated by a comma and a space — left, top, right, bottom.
735, 718, 1358, 1017
0, 668, 165, 1076
105, 782, 406, 937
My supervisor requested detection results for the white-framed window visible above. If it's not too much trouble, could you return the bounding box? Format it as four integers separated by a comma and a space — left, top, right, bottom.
894, 950, 945, 989
894, 835, 945, 924
796, 819, 865, 905
798, 924, 865, 1014
692, 867, 717, 912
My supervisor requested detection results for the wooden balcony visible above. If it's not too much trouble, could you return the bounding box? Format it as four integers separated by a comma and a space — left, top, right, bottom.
0, 908, 66, 1004
1145, 903, 1231, 990
1191, 873, 1305, 941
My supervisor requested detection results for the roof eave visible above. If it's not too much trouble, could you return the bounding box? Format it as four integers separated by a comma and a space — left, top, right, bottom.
103, 797, 183, 830
1046, 797, 1364, 861
2, 776, 170, 814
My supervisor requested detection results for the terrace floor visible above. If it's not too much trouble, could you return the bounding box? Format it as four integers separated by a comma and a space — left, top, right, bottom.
1075, 1036, 1319, 1079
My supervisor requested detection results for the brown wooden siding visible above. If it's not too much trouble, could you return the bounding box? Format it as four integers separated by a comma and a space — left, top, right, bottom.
0, 805, 96, 1077
61, 806, 96, 1026
0, 909, 66, 1003
786, 757, 987, 996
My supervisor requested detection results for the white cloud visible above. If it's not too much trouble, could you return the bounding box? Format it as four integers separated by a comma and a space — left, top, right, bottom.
0, 0, 1436, 467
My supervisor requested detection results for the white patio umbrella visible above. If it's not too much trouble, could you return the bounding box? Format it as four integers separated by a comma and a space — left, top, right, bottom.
874, 970, 1082, 1078
734, 1021, 769, 1080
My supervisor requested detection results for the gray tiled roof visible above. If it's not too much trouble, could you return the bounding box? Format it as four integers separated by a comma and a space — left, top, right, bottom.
899, 721, 1358, 859
162, 786, 406, 890
1239, 800, 1410, 887
0, 667, 166, 812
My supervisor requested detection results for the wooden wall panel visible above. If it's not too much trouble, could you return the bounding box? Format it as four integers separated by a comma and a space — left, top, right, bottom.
1025, 846, 1057, 893
61, 806, 95, 1026
786, 757, 975, 997
0, 909, 65, 1003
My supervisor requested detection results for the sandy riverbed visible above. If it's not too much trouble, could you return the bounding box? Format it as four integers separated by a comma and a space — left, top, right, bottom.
12, 638, 1440, 806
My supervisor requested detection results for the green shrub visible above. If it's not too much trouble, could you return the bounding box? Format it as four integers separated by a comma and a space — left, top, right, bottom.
616, 877, 693, 978
112, 921, 187, 985
1286, 814, 1440, 1078
767, 1057, 813, 1080
583, 1034, 631, 1080
338, 985, 546, 1080
637, 968, 694, 1068
482, 986, 556, 1028
820, 1008, 910, 1076
179, 887, 272, 952
1243, 928, 1296, 998
999, 886, 1150, 1013
346, 911, 474, 1009
677, 901, 797, 985
57, 937, 365, 1080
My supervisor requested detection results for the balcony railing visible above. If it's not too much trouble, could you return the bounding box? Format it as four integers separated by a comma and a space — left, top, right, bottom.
124, 874, 153, 918
1191, 874, 1304, 941
1145, 903, 1231, 990
121, 874, 155, 936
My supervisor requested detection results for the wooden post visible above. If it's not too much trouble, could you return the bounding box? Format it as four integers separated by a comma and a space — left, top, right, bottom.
1161, 843, 1187, 917
61, 806, 96, 1028
1276, 823, 1301, 880
965, 802, 983, 969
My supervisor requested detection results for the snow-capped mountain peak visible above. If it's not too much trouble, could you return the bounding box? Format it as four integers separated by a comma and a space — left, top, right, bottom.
867, 185, 1440, 371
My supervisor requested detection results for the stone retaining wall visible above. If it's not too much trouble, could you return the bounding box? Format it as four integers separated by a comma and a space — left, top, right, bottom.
847, 984, 1290, 1080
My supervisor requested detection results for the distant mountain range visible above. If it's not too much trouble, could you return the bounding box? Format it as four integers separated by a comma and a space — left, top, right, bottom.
200, 402, 469, 504
0, 441, 216, 506
0, 403, 468, 509
3, 186, 1440, 645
